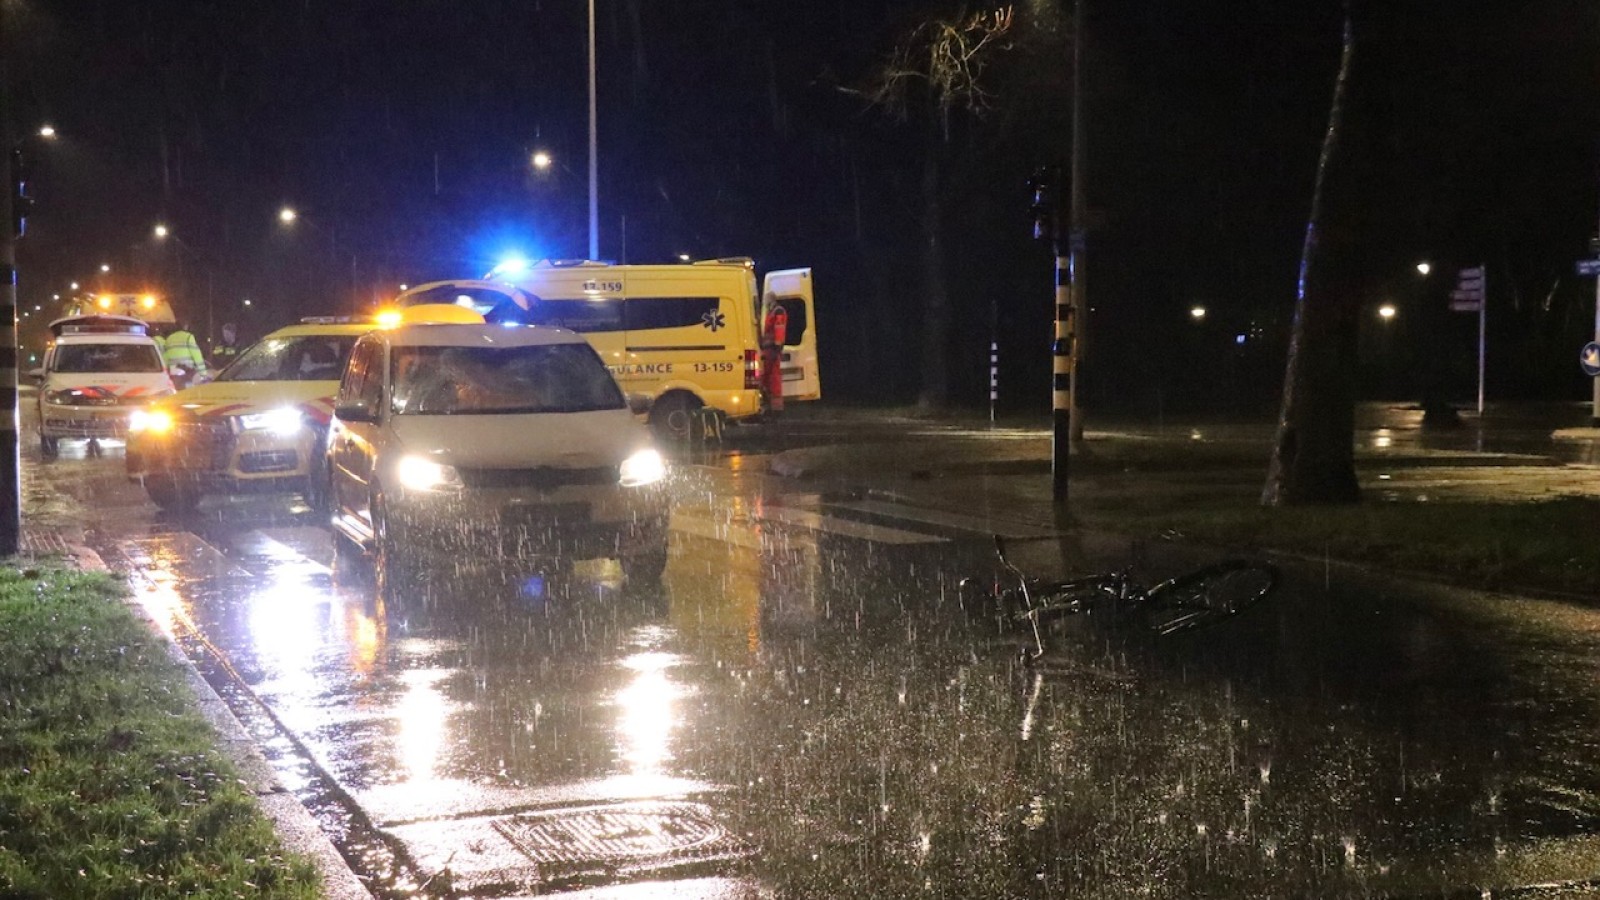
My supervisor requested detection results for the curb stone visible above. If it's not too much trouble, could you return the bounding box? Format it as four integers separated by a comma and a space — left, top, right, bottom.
37, 540, 375, 900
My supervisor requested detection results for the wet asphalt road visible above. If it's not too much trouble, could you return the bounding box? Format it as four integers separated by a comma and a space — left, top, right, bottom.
25, 416, 1600, 899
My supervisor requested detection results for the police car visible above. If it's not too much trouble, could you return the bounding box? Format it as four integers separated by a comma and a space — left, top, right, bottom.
35, 315, 175, 457
125, 318, 370, 512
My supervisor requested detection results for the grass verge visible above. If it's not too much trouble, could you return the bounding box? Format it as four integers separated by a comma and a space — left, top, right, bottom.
0, 563, 322, 899
1075, 477, 1600, 598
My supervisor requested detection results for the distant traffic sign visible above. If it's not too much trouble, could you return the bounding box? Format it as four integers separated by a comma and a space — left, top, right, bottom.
1583, 342, 1600, 377
1450, 266, 1485, 313
1577, 258, 1600, 277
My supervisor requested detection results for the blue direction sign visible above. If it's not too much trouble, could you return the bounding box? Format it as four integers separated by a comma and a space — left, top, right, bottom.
1577, 258, 1600, 277
1583, 342, 1600, 377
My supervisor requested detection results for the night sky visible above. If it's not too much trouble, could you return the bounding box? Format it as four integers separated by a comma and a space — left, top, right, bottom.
7, 0, 1599, 412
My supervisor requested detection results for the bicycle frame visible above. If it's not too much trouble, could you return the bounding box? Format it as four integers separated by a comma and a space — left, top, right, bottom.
978, 535, 1277, 658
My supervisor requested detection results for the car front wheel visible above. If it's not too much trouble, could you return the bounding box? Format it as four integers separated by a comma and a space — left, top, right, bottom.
621, 534, 670, 585
145, 474, 200, 513
371, 492, 414, 602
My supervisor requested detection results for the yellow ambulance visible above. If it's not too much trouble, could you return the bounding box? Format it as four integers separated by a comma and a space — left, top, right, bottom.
394, 258, 820, 437
65, 293, 178, 327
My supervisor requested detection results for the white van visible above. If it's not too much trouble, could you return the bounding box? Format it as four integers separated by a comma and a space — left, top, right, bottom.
35, 315, 175, 457
326, 321, 671, 592
394, 257, 820, 436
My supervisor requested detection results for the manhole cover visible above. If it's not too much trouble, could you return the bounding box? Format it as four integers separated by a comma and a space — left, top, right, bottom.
495, 801, 744, 870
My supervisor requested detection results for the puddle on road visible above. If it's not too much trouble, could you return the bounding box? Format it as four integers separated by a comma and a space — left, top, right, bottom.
113, 499, 1600, 899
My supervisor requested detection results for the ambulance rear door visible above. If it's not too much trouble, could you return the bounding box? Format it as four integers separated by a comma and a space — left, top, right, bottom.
762, 268, 821, 401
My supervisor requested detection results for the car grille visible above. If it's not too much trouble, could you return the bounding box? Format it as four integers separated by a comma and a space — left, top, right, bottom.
455, 465, 618, 490
173, 417, 236, 469
239, 450, 298, 473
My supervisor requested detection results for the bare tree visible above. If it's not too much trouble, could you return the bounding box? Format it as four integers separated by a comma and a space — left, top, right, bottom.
1262, 4, 1362, 505
851, 7, 1015, 409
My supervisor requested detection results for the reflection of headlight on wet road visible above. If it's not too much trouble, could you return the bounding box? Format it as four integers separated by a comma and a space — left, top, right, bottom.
397, 455, 460, 491
619, 448, 666, 487
238, 407, 304, 436
128, 409, 174, 434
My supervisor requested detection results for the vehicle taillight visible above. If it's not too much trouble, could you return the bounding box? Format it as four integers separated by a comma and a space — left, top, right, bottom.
744, 349, 760, 390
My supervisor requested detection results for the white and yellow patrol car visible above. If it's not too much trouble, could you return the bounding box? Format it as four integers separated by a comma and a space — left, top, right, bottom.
125, 318, 371, 512
36, 315, 175, 457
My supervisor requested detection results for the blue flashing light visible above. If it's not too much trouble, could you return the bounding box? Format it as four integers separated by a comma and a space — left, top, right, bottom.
1235, 334, 1247, 345
490, 255, 530, 278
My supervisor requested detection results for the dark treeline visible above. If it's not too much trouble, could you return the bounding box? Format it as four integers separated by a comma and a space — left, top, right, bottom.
9, 0, 1599, 411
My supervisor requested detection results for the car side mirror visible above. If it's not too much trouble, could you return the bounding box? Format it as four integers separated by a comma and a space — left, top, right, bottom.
626, 392, 653, 416
27, 368, 44, 383
334, 401, 378, 424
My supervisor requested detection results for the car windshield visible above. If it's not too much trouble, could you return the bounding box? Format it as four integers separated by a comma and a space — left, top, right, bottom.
52, 342, 165, 374
217, 335, 357, 382
390, 343, 625, 415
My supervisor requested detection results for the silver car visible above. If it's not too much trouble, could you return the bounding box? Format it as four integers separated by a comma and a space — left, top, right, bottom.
326, 322, 670, 592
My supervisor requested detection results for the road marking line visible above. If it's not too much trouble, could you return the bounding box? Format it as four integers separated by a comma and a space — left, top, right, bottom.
827, 499, 1060, 539
750, 505, 945, 544
121, 532, 253, 580
670, 512, 764, 550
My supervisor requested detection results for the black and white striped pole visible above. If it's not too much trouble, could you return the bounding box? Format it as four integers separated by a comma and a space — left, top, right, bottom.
0, 127, 22, 554
1051, 240, 1074, 503
1030, 167, 1068, 499
1030, 166, 1072, 503
988, 339, 999, 424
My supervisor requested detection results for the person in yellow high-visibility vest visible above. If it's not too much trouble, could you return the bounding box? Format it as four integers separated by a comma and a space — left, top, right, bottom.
162, 321, 208, 388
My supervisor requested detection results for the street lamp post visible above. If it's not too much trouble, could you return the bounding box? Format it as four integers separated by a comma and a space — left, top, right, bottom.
587, 0, 599, 260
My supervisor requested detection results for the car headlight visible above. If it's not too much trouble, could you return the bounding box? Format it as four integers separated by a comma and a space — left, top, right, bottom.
238, 407, 304, 436
44, 388, 116, 407
618, 448, 667, 487
128, 409, 174, 435
397, 455, 460, 492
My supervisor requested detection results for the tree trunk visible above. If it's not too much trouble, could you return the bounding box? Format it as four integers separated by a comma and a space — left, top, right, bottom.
917, 126, 952, 410
1262, 6, 1362, 506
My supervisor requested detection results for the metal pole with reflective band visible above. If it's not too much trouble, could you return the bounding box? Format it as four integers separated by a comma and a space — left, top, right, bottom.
989, 340, 998, 424
0, 130, 18, 554
1052, 252, 1073, 503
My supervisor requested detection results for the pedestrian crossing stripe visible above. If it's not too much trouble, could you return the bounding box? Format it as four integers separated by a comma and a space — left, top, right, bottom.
674, 496, 1059, 547
749, 505, 944, 544
826, 499, 1060, 540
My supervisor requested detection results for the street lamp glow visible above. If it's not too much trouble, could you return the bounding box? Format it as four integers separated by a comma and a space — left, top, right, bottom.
69, 282, 78, 291
153, 224, 170, 239
243, 299, 253, 307
99, 264, 110, 273
1378, 304, 1397, 320
1189, 306, 1207, 320
37, 125, 55, 139
278, 206, 298, 224
531, 151, 552, 171
1416, 261, 1431, 276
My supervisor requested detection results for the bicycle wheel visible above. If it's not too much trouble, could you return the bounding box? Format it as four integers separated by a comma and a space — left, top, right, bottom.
1140, 560, 1277, 636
